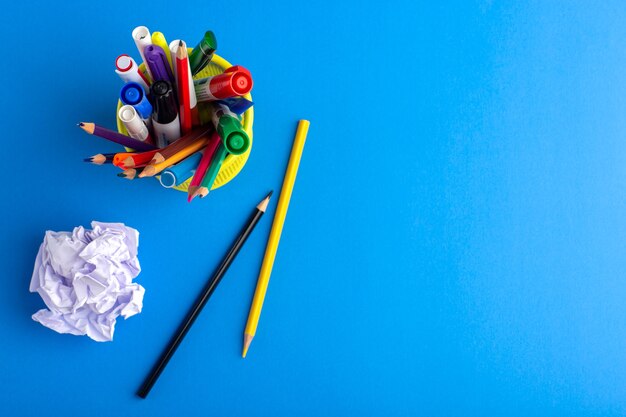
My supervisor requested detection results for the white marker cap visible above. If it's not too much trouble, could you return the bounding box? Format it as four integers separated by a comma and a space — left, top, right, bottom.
118, 105, 150, 142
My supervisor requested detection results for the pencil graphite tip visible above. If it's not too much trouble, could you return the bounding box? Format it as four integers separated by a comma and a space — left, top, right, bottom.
178, 40, 183, 47
117, 173, 127, 178
266, 190, 273, 200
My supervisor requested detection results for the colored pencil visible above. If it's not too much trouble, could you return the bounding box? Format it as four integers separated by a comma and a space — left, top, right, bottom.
187, 132, 221, 201
139, 136, 210, 177
119, 150, 161, 168
242, 120, 310, 358
117, 168, 144, 179
137, 191, 273, 399
150, 125, 212, 165
78, 122, 157, 152
84, 153, 116, 165
190, 144, 227, 200
176, 41, 192, 134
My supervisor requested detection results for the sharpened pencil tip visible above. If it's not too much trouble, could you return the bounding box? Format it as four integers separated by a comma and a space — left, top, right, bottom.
179, 40, 183, 47
266, 190, 273, 200
78, 122, 84, 127
242, 334, 253, 358
117, 173, 126, 178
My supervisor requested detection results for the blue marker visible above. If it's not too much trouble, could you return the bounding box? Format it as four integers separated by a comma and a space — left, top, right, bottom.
120, 82, 153, 125
216, 97, 254, 115
159, 150, 204, 188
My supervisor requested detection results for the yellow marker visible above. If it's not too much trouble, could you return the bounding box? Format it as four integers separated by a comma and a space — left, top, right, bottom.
242, 119, 310, 358
151, 32, 173, 72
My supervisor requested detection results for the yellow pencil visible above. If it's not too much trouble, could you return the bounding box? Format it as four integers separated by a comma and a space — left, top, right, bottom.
151, 31, 173, 72
242, 119, 310, 358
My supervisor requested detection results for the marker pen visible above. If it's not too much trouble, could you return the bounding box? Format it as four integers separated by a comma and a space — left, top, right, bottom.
118, 105, 152, 143
151, 80, 180, 147
120, 82, 153, 128
211, 102, 250, 155
189, 30, 217, 76
168, 40, 181, 83
151, 31, 173, 72
216, 97, 254, 115
194, 65, 253, 102
144, 44, 175, 85
115, 55, 150, 90
132, 26, 153, 80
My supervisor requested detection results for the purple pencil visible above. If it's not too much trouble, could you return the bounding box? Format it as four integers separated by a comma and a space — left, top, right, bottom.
78, 122, 157, 152
144, 45, 174, 85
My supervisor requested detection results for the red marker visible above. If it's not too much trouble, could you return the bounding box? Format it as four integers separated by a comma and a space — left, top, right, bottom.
115, 54, 150, 90
193, 65, 252, 102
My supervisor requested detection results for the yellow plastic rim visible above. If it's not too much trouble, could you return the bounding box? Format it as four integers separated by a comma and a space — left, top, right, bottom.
116, 53, 253, 192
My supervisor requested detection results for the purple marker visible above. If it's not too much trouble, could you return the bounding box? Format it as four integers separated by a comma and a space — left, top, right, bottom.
144, 44, 175, 85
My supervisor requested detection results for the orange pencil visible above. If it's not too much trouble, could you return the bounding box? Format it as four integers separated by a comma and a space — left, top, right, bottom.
139, 136, 210, 178
176, 41, 192, 134
150, 125, 212, 164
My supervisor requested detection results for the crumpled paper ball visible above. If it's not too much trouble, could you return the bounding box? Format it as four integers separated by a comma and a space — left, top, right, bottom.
29, 221, 145, 342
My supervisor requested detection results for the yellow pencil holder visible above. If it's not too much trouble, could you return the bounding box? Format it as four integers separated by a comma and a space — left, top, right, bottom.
116, 53, 253, 192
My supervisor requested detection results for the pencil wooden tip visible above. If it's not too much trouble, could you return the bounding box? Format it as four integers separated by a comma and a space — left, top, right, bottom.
123, 156, 135, 168
139, 166, 156, 178
242, 334, 253, 358
198, 188, 209, 198
187, 186, 199, 202
151, 154, 165, 165
257, 191, 273, 212
78, 122, 94, 134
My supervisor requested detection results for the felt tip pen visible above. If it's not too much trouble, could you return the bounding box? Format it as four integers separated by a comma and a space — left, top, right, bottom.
194, 66, 252, 102
151, 31, 173, 72
211, 102, 250, 155
144, 44, 175, 85
151, 80, 180, 147
132, 26, 153, 80
189, 30, 217, 76
115, 55, 150, 90
118, 105, 152, 143
120, 82, 153, 126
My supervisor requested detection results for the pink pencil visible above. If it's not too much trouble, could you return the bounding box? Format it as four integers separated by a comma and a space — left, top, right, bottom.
187, 132, 221, 202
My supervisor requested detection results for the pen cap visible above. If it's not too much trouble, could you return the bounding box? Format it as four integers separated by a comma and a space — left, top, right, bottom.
115, 55, 150, 90
222, 66, 253, 96
120, 82, 152, 119
118, 105, 150, 142
132, 26, 153, 78
151, 80, 178, 124
189, 30, 217, 75
144, 44, 174, 84
216, 115, 249, 155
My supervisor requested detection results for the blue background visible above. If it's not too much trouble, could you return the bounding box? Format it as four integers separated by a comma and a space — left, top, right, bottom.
1, 0, 626, 415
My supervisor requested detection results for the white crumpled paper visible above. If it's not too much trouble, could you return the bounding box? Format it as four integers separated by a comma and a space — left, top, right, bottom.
29, 221, 145, 342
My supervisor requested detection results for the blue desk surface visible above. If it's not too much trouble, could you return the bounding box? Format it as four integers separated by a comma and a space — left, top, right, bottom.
2, 1, 626, 415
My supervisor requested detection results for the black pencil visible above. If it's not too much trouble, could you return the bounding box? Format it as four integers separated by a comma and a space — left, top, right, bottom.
137, 191, 273, 398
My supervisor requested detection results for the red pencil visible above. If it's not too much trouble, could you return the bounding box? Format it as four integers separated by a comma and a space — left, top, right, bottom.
176, 41, 192, 134
187, 132, 221, 202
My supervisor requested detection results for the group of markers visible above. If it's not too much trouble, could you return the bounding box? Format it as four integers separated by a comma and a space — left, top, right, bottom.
81, 26, 254, 201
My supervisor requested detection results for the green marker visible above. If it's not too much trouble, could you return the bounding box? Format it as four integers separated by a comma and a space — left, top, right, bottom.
200, 144, 228, 196
211, 103, 250, 155
189, 31, 217, 76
